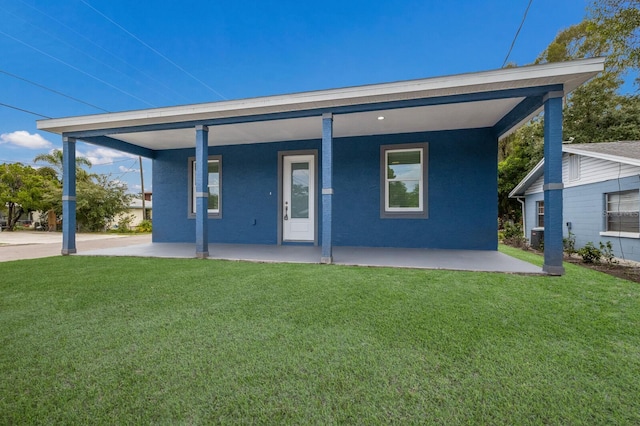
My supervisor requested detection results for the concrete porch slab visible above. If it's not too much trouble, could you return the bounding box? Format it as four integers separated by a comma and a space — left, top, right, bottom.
79, 243, 543, 274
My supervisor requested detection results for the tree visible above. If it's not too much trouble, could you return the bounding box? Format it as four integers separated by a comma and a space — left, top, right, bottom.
0, 163, 53, 231
498, 0, 640, 221
498, 120, 545, 219
34, 149, 132, 232
33, 149, 92, 183
42, 174, 131, 232
589, 0, 640, 82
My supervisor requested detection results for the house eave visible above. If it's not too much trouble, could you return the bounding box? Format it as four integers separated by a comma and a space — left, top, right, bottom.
37, 57, 605, 136
562, 144, 640, 167
509, 159, 545, 198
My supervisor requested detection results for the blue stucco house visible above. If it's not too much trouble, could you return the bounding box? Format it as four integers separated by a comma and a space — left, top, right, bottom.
37, 58, 604, 275
510, 140, 640, 262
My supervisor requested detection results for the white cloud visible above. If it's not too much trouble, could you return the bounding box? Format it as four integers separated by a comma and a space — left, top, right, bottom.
119, 165, 139, 173
0, 131, 53, 149
78, 147, 136, 165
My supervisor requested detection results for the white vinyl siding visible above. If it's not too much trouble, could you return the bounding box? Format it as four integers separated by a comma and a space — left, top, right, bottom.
525, 153, 640, 195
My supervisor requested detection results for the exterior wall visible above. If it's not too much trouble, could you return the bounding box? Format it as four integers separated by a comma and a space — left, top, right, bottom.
525, 172, 640, 262
152, 128, 498, 250
563, 176, 640, 261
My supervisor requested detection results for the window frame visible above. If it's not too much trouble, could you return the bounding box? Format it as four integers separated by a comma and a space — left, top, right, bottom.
568, 154, 580, 181
603, 189, 639, 235
188, 155, 222, 219
536, 200, 544, 228
380, 143, 428, 219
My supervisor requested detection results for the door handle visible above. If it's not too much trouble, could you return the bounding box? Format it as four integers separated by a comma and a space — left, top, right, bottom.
284, 202, 289, 220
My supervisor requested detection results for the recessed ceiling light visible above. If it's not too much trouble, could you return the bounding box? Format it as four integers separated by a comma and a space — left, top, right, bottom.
377, 116, 385, 120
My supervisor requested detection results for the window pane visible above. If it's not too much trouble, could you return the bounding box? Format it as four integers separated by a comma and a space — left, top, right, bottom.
208, 161, 219, 211
208, 184, 219, 210
387, 151, 421, 180
606, 190, 638, 231
192, 159, 220, 214
388, 180, 420, 208
608, 213, 640, 232
291, 162, 309, 218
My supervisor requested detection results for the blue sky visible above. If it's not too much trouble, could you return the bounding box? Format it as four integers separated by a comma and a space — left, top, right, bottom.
0, 0, 588, 193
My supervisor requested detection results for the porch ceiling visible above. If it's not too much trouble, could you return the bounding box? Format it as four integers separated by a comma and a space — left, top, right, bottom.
111, 98, 523, 149
37, 58, 605, 154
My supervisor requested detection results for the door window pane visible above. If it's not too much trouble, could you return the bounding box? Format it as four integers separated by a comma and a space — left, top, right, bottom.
291, 162, 309, 218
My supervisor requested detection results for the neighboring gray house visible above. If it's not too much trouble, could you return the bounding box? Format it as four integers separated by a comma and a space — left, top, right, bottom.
510, 141, 640, 262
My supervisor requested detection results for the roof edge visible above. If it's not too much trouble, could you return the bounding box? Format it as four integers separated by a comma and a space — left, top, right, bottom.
37, 57, 606, 135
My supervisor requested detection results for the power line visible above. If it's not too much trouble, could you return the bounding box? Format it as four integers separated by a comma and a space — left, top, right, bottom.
78, 0, 227, 100
0, 102, 51, 118
14, 0, 192, 105
502, 0, 534, 68
0, 3, 158, 107
0, 29, 157, 108
0, 69, 109, 113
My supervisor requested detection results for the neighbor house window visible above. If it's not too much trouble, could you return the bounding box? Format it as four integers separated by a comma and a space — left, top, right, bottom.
606, 190, 639, 233
568, 154, 580, 181
380, 143, 428, 218
189, 156, 221, 218
536, 201, 544, 227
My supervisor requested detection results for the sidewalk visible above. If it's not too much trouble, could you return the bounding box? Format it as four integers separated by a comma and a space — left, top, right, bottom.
0, 232, 152, 262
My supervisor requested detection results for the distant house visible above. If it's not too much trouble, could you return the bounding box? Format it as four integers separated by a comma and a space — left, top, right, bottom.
37, 58, 605, 274
510, 141, 640, 262
112, 192, 152, 229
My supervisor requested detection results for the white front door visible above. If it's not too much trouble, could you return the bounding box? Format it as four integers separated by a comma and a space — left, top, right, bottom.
283, 155, 315, 242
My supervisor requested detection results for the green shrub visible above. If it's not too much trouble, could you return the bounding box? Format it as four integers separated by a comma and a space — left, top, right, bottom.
116, 215, 135, 233
599, 241, 618, 265
563, 231, 576, 256
578, 242, 602, 264
502, 222, 528, 248
136, 219, 152, 233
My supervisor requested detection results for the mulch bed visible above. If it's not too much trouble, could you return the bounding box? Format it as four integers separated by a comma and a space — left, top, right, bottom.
563, 255, 640, 284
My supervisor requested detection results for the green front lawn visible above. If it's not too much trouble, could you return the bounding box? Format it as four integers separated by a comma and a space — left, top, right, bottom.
1, 253, 639, 424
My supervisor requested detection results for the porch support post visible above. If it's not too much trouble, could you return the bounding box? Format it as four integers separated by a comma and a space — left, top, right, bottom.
61, 136, 77, 255
321, 113, 333, 264
195, 125, 209, 258
543, 91, 565, 275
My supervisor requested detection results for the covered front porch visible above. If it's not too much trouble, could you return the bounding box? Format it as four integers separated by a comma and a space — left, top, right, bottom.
37, 58, 605, 276
78, 243, 543, 274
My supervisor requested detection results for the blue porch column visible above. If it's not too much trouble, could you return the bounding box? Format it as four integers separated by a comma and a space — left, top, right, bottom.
543, 92, 565, 275
195, 125, 209, 258
61, 136, 76, 255
321, 113, 333, 264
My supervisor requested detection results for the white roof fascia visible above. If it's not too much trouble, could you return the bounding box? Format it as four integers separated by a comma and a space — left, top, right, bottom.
509, 159, 545, 198
510, 143, 640, 197
562, 145, 640, 167
37, 57, 605, 135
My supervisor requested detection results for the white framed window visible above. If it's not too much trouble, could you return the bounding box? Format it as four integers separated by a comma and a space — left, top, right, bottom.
380, 143, 428, 219
536, 201, 544, 227
568, 154, 580, 181
605, 190, 639, 233
189, 156, 221, 218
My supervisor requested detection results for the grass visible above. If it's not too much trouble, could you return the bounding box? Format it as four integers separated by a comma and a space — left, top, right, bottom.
1, 252, 639, 424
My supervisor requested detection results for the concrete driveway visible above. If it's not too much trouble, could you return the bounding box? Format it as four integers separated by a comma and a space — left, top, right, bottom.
0, 231, 152, 262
